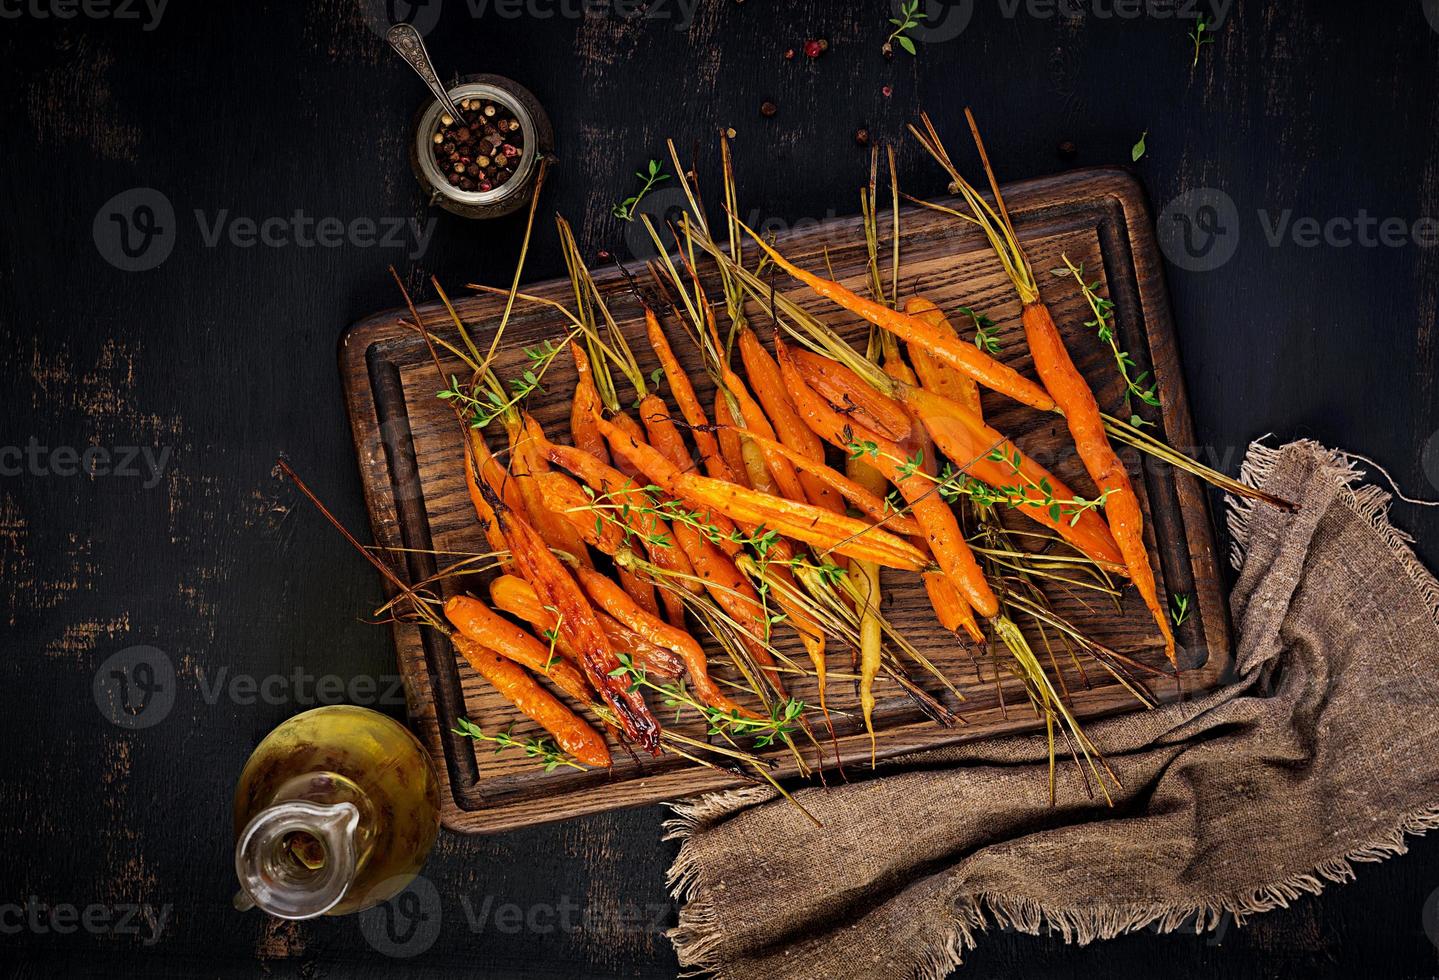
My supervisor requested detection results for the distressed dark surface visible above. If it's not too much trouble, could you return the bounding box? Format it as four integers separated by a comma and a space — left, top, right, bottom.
2, 1, 1438, 977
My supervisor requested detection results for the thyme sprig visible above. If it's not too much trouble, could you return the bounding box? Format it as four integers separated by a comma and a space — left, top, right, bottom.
958, 306, 1002, 354
1057, 255, 1159, 427
845, 433, 1114, 527
437, 338, 566, 429
452, 718, 586, 772
607, 653, 805, 749
612, 159, 671, 222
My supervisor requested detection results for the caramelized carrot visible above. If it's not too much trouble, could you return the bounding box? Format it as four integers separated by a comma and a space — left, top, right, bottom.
713, 393, 752, 489
741, 222, 1057, 412
789, 349, 1126, 568
569, 343, 611, 465
537, 438, 702, 605
737, 328, 846, 515
445, 595, 592, 703
450, 633, 611, 768
477, 480, 661, 750
463, 430, 517, 568
643, 308, 734, 481
903, 297, 982, 416
789, 347, 914, 443
777, 340, 998, 616
487, 575, 684, 681
708, 425, 922, 536
573, 566, 748, 715
594, 412, 931, 571
509, 414, 592, 568
1023, 300, 1174, 659
901, 382, 1123, 567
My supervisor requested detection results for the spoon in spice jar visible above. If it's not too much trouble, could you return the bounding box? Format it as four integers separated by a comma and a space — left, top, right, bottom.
386, 24, 467, 128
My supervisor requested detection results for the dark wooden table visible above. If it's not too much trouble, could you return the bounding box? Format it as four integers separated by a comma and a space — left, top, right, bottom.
4, 1, 1439, 976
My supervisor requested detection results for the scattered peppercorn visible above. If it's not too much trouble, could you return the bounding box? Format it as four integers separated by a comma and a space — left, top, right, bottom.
854, 127, 871, 146
784, 47, 795, 60
431, 97, 527, 195
881, 85, 893, 98
760, 100, 778, 117
1057, 139, 1078, 160
803, 39, 822, 58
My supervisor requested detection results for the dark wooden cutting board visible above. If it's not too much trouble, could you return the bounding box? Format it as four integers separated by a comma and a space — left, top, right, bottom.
339, 166, 1233, 834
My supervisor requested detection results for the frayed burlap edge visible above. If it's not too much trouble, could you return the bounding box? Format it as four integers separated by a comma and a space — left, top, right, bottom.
664, 439, 1439, 979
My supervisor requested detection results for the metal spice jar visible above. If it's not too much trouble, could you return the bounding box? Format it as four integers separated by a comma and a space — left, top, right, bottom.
409, 74, 554, 220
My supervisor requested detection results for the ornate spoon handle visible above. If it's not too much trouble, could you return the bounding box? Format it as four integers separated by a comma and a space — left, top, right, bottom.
386, 23, 465, 122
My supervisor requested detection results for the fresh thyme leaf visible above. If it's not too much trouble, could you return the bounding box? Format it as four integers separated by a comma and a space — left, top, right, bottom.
1131, 130, 1148, 162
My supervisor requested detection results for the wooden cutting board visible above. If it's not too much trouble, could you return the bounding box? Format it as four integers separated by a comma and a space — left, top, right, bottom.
340, 167, 1233, 834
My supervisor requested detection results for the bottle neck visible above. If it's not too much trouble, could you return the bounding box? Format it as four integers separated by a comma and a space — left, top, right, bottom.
234, 799, 360, 919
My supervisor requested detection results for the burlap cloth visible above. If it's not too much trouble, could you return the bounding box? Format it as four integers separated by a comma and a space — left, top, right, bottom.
664, 440, 1439, 978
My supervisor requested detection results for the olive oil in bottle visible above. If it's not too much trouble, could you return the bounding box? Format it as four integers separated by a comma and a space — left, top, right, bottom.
233, 705, 440, 918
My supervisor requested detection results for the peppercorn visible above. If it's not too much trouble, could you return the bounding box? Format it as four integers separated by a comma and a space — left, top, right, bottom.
804, 39, 822, 58
784, 47, 795, 59
882, 85, 893, 98
854, 127, 871, 146
1057, 140, 1078, 160
760, 100, 777, 117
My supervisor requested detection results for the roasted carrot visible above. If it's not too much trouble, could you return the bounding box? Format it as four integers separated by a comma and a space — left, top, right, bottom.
1023, 300, 1174, 658
463, 429, 518, 568
739, 219, 1057, 412
789, 346, 914, 443
569, 342, 611, 465
643, 307, 735, 481
903, 297, 982, 416
777, 340, 998, 616
487, 574, 684, 681
788, 348, 1126, 568
922, 108, 1173, 660
509, 414, 593, 568
712, 392, 753, 489
573, 566, 749, 715
445, 595, 593, 703
476, 479, 661, 750
537, 469, 623, 553
707, 425, 922, 536
607, 411, 647, 480
593, 411, 931, 571
450, 633, 611, 768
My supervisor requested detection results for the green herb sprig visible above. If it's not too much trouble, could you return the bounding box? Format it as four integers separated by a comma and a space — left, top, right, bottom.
885, 0, 927, 56
1170, 592, 1192, 628
1188, 15, 1215, 68
612, 160, 671, 222
1056, 255, 1159, 427
607, 653, 804, 749
437, 338, 565, 429
452, 718, 586, 772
